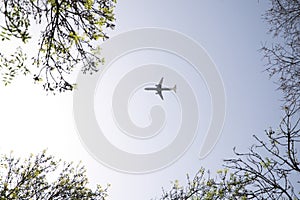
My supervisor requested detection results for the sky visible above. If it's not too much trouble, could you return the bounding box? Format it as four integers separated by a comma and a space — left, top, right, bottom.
0, 1, 284, 199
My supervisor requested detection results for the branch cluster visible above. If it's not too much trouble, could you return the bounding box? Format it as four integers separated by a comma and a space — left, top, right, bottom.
224, 102, 300, 199
261, 0, 300, 106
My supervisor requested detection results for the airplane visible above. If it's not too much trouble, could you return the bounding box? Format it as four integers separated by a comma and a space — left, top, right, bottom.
144, 77, 176, 100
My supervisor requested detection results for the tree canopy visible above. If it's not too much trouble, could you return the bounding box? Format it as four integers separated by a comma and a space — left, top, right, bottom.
0, 150, 109, 199
0, 0, 116, 92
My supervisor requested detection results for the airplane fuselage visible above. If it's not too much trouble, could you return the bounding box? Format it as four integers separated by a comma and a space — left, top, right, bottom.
144, 87, 173, 92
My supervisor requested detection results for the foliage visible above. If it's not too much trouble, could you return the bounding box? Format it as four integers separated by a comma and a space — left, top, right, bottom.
158, 168, 250, 200
0, 0, 116, 92
0, 150, 109, 199
0, 47, 29, 85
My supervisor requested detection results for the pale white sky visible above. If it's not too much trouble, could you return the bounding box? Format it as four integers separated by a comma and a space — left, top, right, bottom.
0, 1, 283, 199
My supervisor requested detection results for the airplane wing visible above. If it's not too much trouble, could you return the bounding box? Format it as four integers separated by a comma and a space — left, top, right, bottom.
157, 77, 164, 87
158, 91, 164, 100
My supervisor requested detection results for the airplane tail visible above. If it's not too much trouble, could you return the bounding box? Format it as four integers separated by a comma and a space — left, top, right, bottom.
172, 85, 177, 93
